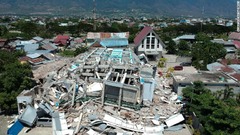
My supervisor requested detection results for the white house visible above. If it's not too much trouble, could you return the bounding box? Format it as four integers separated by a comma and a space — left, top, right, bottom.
134, 26, 165, 60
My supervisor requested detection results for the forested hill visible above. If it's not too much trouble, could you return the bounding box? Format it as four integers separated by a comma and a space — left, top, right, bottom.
0, 0, 237, 17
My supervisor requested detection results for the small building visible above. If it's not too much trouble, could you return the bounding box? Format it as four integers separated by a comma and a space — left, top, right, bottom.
15, 41, 39, 54
207, 60, 240, 82
53, 35, 70, 46
211, 39, 237, 59
100, 38, 128, 48
134, 26, 165, 60
228, 32, 240, 49
172, 71, 240, 96
33, 36, 44, 43
86, 32, 129, 48
39, 44, 58, 53
173, 35, 196, 44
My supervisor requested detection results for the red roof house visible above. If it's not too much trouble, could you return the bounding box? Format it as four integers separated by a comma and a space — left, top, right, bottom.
54, 35, 70, 46
229, 32, 240, 40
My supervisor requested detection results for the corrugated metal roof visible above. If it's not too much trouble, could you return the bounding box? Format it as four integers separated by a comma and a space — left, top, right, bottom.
230, 73, 240, 81
33, 36, 43, 41
100, 38, 128, 47
18, 43, 39, 53
229, 32, 240, 40
27, 50, 51, 55
233, 40, 240, 49
175, 35, 195, 40
221, 59, 240, 65
207, 62, 225, 71
7, 120, 24, 135
87, 32, 129, 39
229, 64, 240, 73
41, 44, 58, 50
27, 53, 41, 59
211, 39, 234, 45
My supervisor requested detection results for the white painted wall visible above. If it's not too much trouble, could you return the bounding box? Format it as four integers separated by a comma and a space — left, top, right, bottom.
137, 32, 163, 52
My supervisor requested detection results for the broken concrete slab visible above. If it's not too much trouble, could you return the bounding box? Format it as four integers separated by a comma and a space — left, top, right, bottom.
165, 113, 185, 127
103, 114, 164, 133
18, 105, 37, 127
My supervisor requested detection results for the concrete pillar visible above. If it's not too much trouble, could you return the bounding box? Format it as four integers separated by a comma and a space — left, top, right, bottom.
101, 83, 106, 107
118, 88, 123, 110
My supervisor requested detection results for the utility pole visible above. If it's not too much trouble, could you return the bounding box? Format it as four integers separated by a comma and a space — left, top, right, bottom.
200, 6, 205, 32
93, 0, 97, 31
237, 1, 240, 32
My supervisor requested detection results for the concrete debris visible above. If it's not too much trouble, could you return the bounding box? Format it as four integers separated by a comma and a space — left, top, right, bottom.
18, 105, 37, 127
87, 129, 100, 135
151, 119, 160, 126
11, 48, 186, 135
165, 114, 185, 127
165, 124, 185, 131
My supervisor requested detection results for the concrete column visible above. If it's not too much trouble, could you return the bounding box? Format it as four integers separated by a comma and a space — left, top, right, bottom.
118, 88, 123, 110
71, 83, 76, 107
101, 83, 106, 107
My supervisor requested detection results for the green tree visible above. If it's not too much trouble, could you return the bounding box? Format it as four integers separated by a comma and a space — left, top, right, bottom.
177, 40, 191, 56
195, 32, 212, 42
0, 50, 35, 113
182, 81, 240, 134
191, 41, 226, 70
0, 26, 8, 37
164, 36, 177, 54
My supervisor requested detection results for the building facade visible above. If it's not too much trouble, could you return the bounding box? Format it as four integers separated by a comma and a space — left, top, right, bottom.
134, 26, 165, 60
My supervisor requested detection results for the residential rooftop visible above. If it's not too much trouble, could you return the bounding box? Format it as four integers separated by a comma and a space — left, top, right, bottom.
173, 71, 238, 84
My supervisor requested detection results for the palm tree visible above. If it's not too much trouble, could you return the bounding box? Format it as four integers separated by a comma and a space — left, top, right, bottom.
223, 86, 234, 100
214, 90, 224, 99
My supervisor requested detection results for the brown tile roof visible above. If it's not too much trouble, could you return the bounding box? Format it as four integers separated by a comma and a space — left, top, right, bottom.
29, 58, 45, 64
229, 32, 240, 40
230, 73, 240, 81
54, 35, 70, 45
220, 66, 234, 73
134, 26, 153, 46
19, 56, 31, 61
233, 40, 240, 49
220, 59, 240, 65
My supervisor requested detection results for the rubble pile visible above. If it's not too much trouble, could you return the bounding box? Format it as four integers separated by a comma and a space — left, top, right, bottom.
10, 48, 185, 135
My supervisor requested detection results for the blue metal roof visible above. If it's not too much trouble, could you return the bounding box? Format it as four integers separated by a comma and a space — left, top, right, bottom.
16, 43, 39, 53
27, 50, 51, 55
27, 53, 41, 59
229, 64, 240, 73
207, 62, 225, 71
7, 120, 24, 135
100, 38, 128, 47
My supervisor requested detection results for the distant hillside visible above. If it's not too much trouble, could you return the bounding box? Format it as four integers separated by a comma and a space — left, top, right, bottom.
0, 0, 238, 17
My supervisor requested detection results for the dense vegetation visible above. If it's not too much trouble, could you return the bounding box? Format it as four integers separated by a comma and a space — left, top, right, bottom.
0, 20, 139, 43
0, 50, 35, 114
191, 33, 227, 70
162, 25, 228, 70
183, 81, 240, 135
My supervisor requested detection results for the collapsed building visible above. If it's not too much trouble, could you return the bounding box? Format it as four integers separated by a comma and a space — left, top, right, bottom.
8, 48, 187, 135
